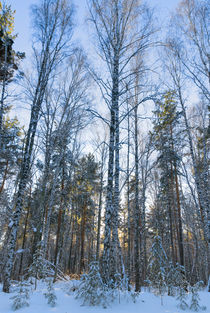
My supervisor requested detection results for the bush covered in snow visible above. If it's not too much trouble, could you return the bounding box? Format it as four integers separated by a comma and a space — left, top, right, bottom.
75, 261, 138, 308
75, 261, 109, 308
189, 282, 206, 312
9, 277, 58, 310
28, 241, 56, 289
148, 236, 188, 298
44, 278, 57, 307
10, 280, 31, 311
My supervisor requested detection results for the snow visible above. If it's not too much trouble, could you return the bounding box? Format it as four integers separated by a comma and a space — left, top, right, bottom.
8, 222, 14, 228
0, 281, 209, 313
15, 249, 25, 254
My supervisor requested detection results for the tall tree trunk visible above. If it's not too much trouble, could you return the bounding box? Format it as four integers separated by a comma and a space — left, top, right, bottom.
102, 54, 119, 284
174, 163, 184, 266
67, 213, 74, 273
134, 102, 141, 292
0, 41, 8, 148
110, 54, 121, 281
18, 205, 30, 278
168, 188, 176, 265
96, 163, 104, 261
80, 206, 87, 274
126, 106, 131, 286
54, 166, 65, 281
102, 108, 115, 281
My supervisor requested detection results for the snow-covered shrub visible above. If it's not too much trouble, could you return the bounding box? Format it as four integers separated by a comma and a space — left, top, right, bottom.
75, 261, 109, 308
176, 286, 189, 311
75, 261, 132, 308
166, 262, 187, 296
148, 236, 189, 302
189, 281, 206, 311
110, 272, 130, 304
113, 271, 128, 290
10, 280, 31, 311
176, 280, 206, 312
28, 241, 54, 289
44, 278, 57, 307
130, 290, 140, 303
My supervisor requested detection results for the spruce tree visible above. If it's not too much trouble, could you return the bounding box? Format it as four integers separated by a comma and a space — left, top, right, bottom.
148, 235, 168, 297
44, 278, 57, 307
28, 242, 54, 290
189, 282, 206, 312
75, 261, 108, 308
10, 280, 30, 311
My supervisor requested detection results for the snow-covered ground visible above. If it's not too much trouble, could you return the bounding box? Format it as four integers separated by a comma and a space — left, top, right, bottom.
0, 280, 209, 313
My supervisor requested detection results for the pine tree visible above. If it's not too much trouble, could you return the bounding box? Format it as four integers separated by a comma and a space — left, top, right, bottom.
70, 153, 99, 273
0, 1, 24, 149
0, 2, 24, 81
152, 91, 184, 266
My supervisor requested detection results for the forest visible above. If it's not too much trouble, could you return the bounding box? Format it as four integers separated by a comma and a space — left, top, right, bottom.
0, 0, 209, 312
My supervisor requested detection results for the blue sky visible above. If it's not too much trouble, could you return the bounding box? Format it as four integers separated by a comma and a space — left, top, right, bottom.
6, 0, 180, 58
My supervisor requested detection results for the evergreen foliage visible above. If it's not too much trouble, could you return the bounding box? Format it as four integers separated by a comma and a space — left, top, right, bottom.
166, 262, 186, 296
75, 261, 109, 308
0, 2, 24, 81
10, 280, 30, 311
148, 235, 168, 296
44, 278, 57, 307
75, 261, 134, 308
28, 242, 54, 289
189, 282, 206, 312
176, 286, 189, 311
0, 115, 22, 172
148, 236, 188, 299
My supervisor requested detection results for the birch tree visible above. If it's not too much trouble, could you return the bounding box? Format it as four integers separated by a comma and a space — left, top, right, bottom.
88, 0, 155, 286
39, 49, 90, 257
3, 0, 74, 293
170, 0, 210, 102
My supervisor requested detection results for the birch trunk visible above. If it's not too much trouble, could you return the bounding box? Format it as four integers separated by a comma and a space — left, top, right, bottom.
110, 53, 121, 282
126, 104, 131, 285
134, 102, 141, 292
0, 39, 8, 149
96, 153, 105, 261
102, 80, 116, 284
